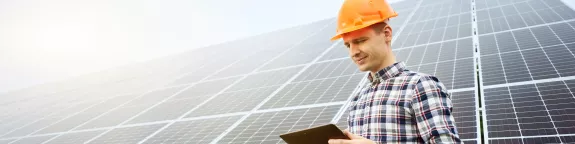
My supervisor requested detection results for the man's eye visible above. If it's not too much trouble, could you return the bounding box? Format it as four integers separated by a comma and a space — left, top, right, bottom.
354, 39, 366, 45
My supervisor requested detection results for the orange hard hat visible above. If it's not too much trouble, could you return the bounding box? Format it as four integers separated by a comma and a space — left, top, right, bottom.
331, 0, 398, 41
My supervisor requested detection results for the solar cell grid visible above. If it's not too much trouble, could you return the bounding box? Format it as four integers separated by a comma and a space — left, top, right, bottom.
419, 0, 443, 6
186, 86, 279, 117
318, 45, 349, 61
396, 37, 475, 90
0, 110, 56, 137
121, 85, 188, 107
561, 135, 575, 143
34, 94, 140, 134
479, 22, 575, 86
87, 124, 166, 144
170, 69, 215, 86
2, 117, 66, 138
216, 105, 341, 144
143, 116, 241, 144
66, 86, 187, 130
450, 91, 479, 141
393, 12, 472, 49
75, 104, 152, 130
209, 48, 285, 79
292, 59, 360, 82
227, 66, 302, 92
260, 74, 363, 109
390, 0, 417, 10
0, 139, 14, 144
258, 20, 336, 71
185, 44, 252, 75
44, 130, 104, 144
476, 0, 575, 35
9, 135, 54, 144
168, 76, 239, 101
483, 80, 575, 142
1, 100, 102, 137
126, 97, 209, 124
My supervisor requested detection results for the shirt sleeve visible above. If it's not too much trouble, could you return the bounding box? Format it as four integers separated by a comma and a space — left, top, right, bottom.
410, 75, 462, 143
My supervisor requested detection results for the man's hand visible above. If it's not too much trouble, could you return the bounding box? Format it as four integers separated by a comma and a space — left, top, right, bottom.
328, 130, 376, 144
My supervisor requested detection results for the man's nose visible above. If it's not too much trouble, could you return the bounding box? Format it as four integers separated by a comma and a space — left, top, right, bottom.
349, 45, 360, 57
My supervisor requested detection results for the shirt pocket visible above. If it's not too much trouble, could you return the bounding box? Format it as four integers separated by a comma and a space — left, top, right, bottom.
368, 98, 413, 135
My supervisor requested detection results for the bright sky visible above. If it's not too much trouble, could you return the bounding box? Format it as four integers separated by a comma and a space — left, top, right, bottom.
0, 0, 346, 93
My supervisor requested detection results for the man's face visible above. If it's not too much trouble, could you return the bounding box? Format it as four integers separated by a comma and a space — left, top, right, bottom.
342, 25, 391, 72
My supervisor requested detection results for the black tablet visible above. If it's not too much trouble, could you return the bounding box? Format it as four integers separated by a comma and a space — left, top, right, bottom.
279, 124, 350, 144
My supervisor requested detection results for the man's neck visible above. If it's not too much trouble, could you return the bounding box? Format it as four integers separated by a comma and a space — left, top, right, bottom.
369, 59, 397, 75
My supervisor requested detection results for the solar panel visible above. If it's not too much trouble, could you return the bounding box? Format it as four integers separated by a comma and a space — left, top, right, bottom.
142, 115, 242, 144
482, 80, 575, 142
476, 0, 575, 143
227, 66, 303, 92
293, 59, 361, 82
216, 105, 342, 143
44, 130, 105, 144
208, 48, 285, 79
86, 124, 166, 144
33, 94, 139, 134
170, 76, 240, 100
9, 135, 54, 144
0, 139, 14, 144
450, 90, 480, 141
256, 21, 340, 71
0, 0, 573, 143
186, 86, 279, 117
1, 100, 101, 137
68, 86, 187, 130
260, 74, 363, 109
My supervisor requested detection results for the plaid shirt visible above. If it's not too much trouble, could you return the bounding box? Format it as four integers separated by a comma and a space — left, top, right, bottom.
347, 62, 461, 143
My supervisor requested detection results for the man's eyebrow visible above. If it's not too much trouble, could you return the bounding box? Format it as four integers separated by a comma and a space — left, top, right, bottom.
352, 37, 367, 43
358, 37, 368, 40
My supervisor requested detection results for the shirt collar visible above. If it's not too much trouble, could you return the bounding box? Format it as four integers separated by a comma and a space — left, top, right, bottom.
367, 62, 406, 84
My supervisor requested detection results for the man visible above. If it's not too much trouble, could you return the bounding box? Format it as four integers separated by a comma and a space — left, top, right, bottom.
328, 0, 461, 143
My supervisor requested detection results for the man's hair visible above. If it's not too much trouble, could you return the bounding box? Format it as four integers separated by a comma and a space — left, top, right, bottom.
371, 21, 389, 34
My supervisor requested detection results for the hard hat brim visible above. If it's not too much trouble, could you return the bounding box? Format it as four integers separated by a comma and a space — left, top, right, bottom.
331, 13, 398, 41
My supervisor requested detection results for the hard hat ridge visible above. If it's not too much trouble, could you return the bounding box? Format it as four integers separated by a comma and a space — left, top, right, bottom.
331, 0, 398, 41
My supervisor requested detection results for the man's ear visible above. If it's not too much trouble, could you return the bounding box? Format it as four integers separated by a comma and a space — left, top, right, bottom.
384, 25, 393, 44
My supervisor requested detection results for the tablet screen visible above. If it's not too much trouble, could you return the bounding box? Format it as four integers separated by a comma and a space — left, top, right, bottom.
279, 124, 349, 144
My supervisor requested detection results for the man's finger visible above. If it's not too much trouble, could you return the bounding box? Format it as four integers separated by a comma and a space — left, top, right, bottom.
328, 139, 352, 144
342, 130, 363, 139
